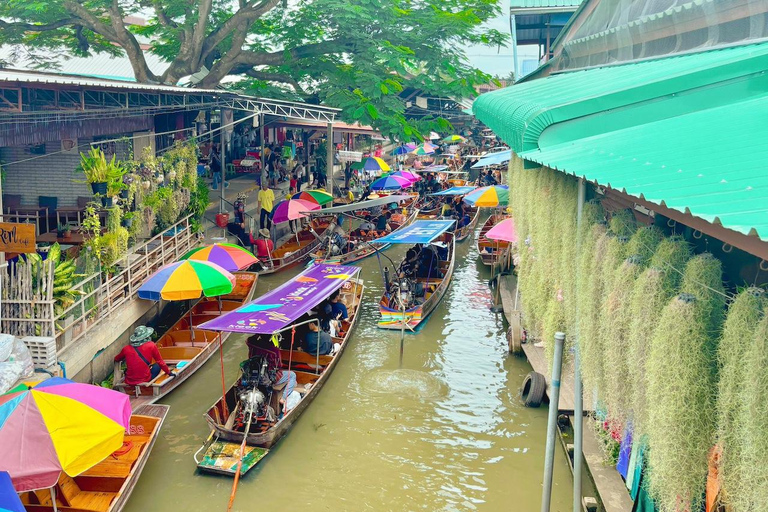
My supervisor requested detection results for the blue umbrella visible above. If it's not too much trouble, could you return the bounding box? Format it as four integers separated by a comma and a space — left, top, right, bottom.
0, 471, 25, 512
391, 146, 410, 156
370, 175, 412, 191
471, 150, 512, 168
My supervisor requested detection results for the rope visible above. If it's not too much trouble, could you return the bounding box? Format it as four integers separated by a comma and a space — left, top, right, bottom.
288, 327, 295, 372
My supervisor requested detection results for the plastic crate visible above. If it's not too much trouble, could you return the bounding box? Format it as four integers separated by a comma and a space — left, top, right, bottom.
21, 336, 57, 368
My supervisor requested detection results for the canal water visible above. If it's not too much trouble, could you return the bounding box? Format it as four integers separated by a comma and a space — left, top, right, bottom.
125, 217, 574, 512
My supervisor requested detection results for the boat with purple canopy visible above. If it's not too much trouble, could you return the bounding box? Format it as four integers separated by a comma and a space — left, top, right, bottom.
194, 264, 364, 470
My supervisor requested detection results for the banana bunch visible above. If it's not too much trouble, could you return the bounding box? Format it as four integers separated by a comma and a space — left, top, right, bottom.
22, 243, 86, 317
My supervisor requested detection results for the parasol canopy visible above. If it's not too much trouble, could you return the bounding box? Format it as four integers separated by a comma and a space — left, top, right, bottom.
0, 378, 130, 492
390, 170, 421, 182
291, 189, 334, 206
180, 243, 258, 272
138, 260, 235, 301
411, 143, 437, 156
442, 135, 467, 143
350, 161, 365, 171
362, 157, 390, 172
463, 185, 509, 207
0, 471, 25, 512
370, 175, 412, 191
391, 146, 410, 156
271, 198, 320, 224
485, 217, 518, 243
404, 143, 418, 150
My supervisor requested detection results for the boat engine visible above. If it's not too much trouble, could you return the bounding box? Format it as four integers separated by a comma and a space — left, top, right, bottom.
391, 276, 414, 310
235, 355, 277, 427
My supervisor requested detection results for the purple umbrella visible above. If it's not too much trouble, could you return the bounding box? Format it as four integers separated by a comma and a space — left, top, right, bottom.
370, 175, 412, 191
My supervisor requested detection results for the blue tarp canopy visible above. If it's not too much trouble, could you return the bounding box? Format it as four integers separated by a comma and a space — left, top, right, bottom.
471, 150, 512, 168
430, 186, 476, 196
373, 220, 456, 244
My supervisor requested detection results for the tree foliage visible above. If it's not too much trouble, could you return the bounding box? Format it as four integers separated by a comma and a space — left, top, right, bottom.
0, 0, 506, 139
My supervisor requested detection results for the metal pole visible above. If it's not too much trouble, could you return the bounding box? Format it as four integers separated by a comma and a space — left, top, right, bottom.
573, 178, 586, 512
220, 108, 226, 209
399, 301, 406, 367
510, 14, 519, 82
541, 331, 565, 512
327, 122, 334, 195
260, 112, 265, 186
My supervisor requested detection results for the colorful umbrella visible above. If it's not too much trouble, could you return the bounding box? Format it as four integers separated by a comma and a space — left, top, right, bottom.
391, 146, 410, 156
350, 161, 365, 171
0, 471, 25, 512
271, 198, 320, 224
411, 143, 437, 155
362, 157, 390, 172
138, 260, 235, 301
463, 185, 509, 207
180, 243, 258, 272
370, 175, 412, 191
442, 134, 467, 143
291, 189, 333, 206
0, 378, 130, 492
390, 170, 421, 182
404, 143, 418, 150
485, 217, 518, 243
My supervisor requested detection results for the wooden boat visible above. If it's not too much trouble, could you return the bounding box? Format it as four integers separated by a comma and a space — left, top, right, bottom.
113, 272, 258, 410
477, 213, 512, 266
199, 269, 365, 455
311, 208, 419, 265
19, 404, 169, 512
378, 222, 456, 330
256, 216, 332, 274
454, 206, 480, 242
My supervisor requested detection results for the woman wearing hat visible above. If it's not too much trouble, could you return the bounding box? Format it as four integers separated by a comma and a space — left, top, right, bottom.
114, 326, 175, 385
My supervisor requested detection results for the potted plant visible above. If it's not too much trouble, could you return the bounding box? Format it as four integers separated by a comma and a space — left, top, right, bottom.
104, 156, 126, 207
75, 148, 108, 194
57, 223, 71, 239
122, 211, 136, 229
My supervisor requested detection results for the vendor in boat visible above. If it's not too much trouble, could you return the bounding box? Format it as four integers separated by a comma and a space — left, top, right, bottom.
305, 321, 334, 355
246, 336, 298, 411
114, 326, 175, 385
375, 211, 392, 232
458, 212, 472, 229
329, 290, 349, 322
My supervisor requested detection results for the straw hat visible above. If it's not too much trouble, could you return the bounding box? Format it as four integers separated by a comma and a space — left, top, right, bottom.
130, 326, 155, 346
259, 228, 271, 238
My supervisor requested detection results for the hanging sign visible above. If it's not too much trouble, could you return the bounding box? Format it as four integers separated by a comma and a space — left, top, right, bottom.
337, 150, 363, 162
0, 223, 36, 253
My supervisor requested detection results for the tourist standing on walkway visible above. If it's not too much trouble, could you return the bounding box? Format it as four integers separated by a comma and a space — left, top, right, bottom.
210, 144, 222, 189
257, 182, 275, 231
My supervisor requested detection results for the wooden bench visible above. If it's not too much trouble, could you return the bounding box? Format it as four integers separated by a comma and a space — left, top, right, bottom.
158, 346, 203, 363
280, 350, 333, 368
51, 474, 116, 512
157, 329, 218, 347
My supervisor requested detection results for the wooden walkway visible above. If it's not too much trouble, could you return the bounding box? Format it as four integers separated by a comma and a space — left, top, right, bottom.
498, 274, 632, 512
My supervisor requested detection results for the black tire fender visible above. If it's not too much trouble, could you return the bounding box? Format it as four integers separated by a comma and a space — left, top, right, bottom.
521, 371, 546, 408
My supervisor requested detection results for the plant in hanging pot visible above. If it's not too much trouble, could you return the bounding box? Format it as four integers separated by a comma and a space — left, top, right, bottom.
75, 147, 108, 195
122, 211, 136, 229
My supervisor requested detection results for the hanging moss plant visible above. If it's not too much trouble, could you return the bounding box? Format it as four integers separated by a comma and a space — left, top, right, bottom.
650, 235, 692, 290
542, 297, 566, 361
608, 209, 637, 238
680, 253, 727, 335
626, 225, 664, 265
601, 257, 643, 424
627, 267, 680, 435
646, 293, 719, 512
716, 288, 766, 512
578, 229, 610, 394
726, 310, 768, 511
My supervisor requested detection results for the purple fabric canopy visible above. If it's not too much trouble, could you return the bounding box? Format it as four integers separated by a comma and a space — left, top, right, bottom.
200, 264, 360, 334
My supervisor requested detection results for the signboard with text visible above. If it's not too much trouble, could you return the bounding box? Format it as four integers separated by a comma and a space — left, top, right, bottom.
0, 223, 36, 253
337, 150, 363, 162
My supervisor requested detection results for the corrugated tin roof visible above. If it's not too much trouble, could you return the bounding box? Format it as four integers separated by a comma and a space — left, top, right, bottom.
0, 68, 222, 94
473, 42, 768, 153
520, 93, 768, 240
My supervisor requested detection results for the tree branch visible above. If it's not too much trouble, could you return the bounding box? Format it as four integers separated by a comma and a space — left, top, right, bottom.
243, 69, 307, 95
200, 0, 280, 61
236, 39, 354, 68
0, 18, 79, 32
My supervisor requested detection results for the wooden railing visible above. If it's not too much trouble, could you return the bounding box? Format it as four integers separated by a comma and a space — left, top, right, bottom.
1, 214, 200, 356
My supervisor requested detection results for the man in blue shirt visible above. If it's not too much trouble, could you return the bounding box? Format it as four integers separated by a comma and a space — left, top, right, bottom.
305, 322, 333, 355
329, 291, 349, 321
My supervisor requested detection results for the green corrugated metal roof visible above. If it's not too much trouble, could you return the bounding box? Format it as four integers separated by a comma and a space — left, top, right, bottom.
519, 94, 768, 240
510, 0, 581, 8
473, 43, 768, 153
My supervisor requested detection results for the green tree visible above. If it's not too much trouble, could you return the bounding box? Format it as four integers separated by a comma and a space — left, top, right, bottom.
0, 0, 506, 139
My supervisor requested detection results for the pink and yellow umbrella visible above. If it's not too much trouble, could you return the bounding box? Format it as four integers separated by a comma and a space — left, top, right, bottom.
181, 243, 258, 272
0, 378, 130, 492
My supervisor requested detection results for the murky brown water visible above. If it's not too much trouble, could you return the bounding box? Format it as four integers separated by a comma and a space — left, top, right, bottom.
125, 217, 574, 512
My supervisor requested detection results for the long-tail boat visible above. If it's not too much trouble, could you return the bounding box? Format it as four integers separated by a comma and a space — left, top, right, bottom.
256, 216, 333, 274
416, 186, 478, 242
377, 220, 456, 330
112, 272, 258, 409
19, 404, 169, 512
454, 205, 480, 242
477, 213, 511, 266
195, 264, 364, 468
309, 195, 417, 265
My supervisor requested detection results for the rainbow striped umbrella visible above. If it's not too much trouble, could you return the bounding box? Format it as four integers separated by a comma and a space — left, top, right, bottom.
463, 185, 509, 207
442, 134, 466, 143
370, 175, 412, 191
0, 378, 130, 492
411, 143, 437, 155
391, 170, 421, 182
0, 471, 24, 512
271, 198, 320, 224
291, 189, 334, 206
362, 157, 390, 172
138, 260, 235, 301
180, 243, 258, 272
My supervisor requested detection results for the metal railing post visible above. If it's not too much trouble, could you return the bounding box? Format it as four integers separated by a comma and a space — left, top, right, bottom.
541, 332, 566, 512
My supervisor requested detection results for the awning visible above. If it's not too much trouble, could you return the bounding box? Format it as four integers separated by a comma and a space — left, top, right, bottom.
308, 195, 412, 214
374, 220, 456, 244
471, 150, 512, 168
520, 94, 768, 240
430, 186, 477, 196
270, 118, 379, 136
199, 264, 360, 334
473, 42, 768, 152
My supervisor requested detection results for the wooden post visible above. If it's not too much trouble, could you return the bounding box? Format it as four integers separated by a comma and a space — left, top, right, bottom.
327, 122, 334, 196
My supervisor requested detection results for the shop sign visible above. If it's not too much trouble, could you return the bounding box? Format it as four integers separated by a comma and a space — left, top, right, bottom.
0, 223, 36, 253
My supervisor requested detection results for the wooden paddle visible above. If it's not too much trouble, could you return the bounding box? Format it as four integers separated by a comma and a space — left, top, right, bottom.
226, 403, 254, 512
